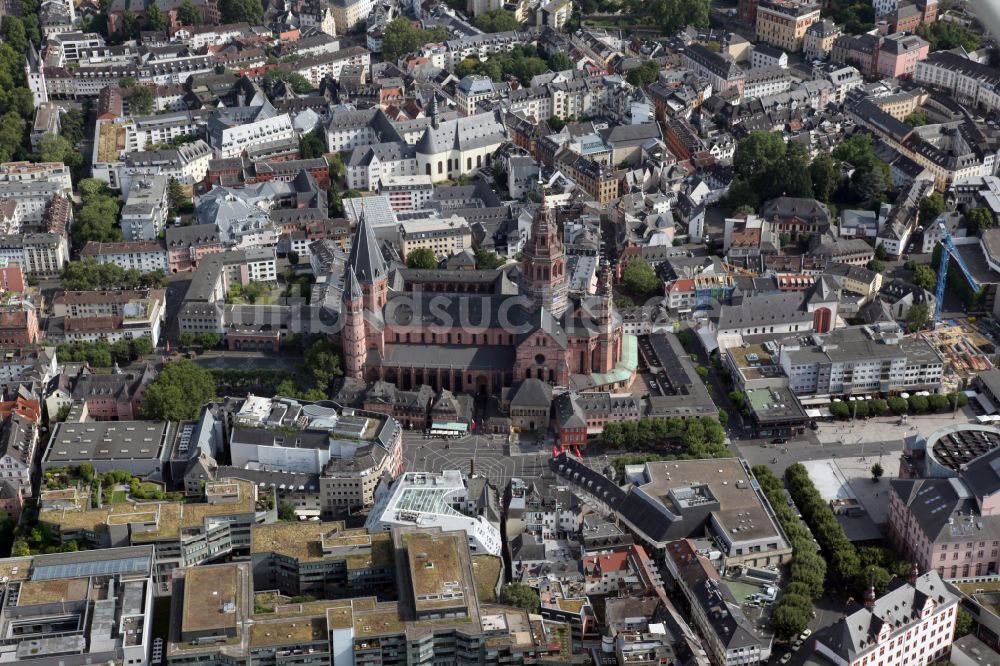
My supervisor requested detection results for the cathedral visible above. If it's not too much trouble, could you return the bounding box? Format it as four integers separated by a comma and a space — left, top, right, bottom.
336, 198, 637, 394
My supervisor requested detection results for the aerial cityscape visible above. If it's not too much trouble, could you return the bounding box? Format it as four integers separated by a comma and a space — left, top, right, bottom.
1, 0, 1000, 662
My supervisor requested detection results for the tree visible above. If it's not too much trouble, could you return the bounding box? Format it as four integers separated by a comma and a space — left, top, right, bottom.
73, 192, 123, 247
196, 332, 221, 348
219, 0, 262, 25
475, 248, 506, 269
11, 538, 29, 557
907, 394, 929, 413
906, 303, 930, 332
875, 242, 888, 261
60, 109, 85, 145
919, 193, 946, 225
830, 401, 850, 419
302, 338, 342, 391
288, 250, 300, 265
870, 399, 888, 415
140, 360, 216, 421
866, 259, 885, 274
406, 247, 438, 269
145, 4, 167, 30
0, 113, 25, 164
36, 133, 74, 163
646, 0, 709, 34
299, 126, 326, 160
871, 462, 884, 482
810, 153, 838, 203
499, 583, 540, 613
0, 16, 26, 53
928, 393, 949, 412
967, 207, 994, 233
903, 112, 928, 127
734, 131, 786, 182
278, 502, 297, 521
918, 21, 979, 52
382, 18, 427, 62
548, 52, 573, 72
177, 0, 202, 25
626, 60, 660, 88
887, 396, 908, 414
262, 69, 313, 94
912, 265, 936, 291
77, 463, 95, 482
949, 391, 970, 409
954, 607, 973, 639
127, 85, 153, 115
772, 595, 811, 639
621, 259, 661, 297
472, 8, 520, 32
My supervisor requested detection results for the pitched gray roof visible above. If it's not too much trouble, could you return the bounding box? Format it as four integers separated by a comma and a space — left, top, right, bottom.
347, 209, 387, 283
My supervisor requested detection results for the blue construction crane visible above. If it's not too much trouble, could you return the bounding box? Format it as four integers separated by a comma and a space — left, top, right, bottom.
934, 221, 980, 324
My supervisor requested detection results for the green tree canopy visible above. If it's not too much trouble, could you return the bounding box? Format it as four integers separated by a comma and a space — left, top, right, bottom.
145, 4, 167, 30
919, 193, 946, 225
906, 302, 931, 332
262, 69, 313, 94
903, 112, 928, 127
475, 248, 506, 269
621, 259, 661, 297
472, 9, 520, 32
625, 60, 660, 88
646, 0, 708, 34
406, 247, 438, 269
911, 265, 936, 291
140, 360, 216, 421
177, 0, 202, 25
547, 52, 573, 71
967, 207, 994, 233
381, 18, 449, 62
220, 0, 263, 25
499, 583, 540, 613
127, 85, 153, 115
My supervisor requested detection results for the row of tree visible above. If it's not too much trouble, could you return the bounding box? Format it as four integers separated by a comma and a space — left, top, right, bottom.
55, 338, 153, 367
455, 45, 559, 84
601, 416, 730, 459
61, 258, 167, 291
828, 392, 968, 419
752, 465, 825, 640
784, 463, 904, 601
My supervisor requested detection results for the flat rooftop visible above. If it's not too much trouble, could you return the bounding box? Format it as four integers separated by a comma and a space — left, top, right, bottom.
746, 386, 808, 422
182, 564, 240, 635
642, 459, 783, 543
17, 577, 90, 606
248, 617, 326, 647
45, 421, 168, 462
406, 532, 467, 613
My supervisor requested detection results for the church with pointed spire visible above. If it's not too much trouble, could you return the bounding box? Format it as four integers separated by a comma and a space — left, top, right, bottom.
334, 202, 635, 395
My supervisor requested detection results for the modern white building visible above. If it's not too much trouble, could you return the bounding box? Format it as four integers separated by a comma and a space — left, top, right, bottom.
778, 323, 945, 397
121, 174, 169, 241
207, 105, 294, 159
399, 215, 472, 260
365, 470, 503, 556
379, 174, 434, 211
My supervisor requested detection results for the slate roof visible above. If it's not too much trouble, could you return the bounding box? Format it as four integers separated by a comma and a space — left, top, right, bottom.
819, 571, 958, 663
414, 111, 506, 155
347, 209, 387, 283
717, 292, 812, 330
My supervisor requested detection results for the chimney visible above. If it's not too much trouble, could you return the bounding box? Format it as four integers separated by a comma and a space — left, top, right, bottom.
470, 457, 475, 477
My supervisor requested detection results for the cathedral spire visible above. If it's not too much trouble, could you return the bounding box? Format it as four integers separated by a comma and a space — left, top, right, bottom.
347, 206, 387, 284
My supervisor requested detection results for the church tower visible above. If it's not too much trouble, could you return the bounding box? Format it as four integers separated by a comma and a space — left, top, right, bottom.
25, 42, 47, 108
593, 260, 621, 373
521, 195, 568, 317
342, 266, 366, 378
347, 207, 388, 313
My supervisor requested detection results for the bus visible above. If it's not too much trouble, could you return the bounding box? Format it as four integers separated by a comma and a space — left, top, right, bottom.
428, 422, 468, 438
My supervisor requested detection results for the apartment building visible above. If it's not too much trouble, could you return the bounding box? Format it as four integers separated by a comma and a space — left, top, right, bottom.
379, 174, 434, 211
778, 323, 944, 397
755, 0, 821, 52
682, 42, 746, 97
0, 233, 68, 276
914, 51, 1000, 115
666, 539, 772, 666
207, 105, 295, 159
399, 216, 472, 259
121, 174, 168, 241
346, 140, 417, 191
120, 139, 212, 189
0, 300, 38, 345
292, 46, 372, 87
79, 240, 169, 272
816, 570, 959, 666
803, 19, 841, 59
48, 288, 166, 346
